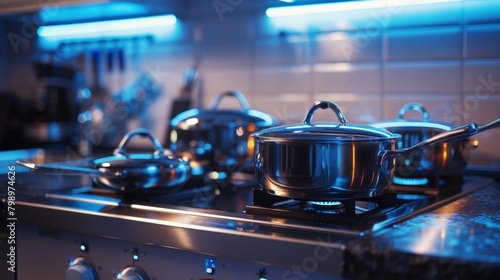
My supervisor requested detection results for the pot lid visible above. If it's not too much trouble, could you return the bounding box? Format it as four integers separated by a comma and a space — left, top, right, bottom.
170, 91, 279, 130
91, 129, 189, 171
253, 101, 400, 142
371, 103, 452, 131
92, 152, 187, 170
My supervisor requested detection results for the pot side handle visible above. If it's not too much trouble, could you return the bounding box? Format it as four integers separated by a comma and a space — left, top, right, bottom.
113, 128, 166, 157
379, 123, 479, 169
210, 90, 251, 110
397, 103, 430, 121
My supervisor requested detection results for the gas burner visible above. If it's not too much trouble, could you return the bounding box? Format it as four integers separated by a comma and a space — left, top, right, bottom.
389, 175, 464, 195
393, 176, 429, 186
245, 188, 398, 225
308, 200, 343, 209
392, 173, 464, 190
305, 201, 345, 214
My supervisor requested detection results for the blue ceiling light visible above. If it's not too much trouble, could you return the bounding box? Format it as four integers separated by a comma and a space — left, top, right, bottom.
266, 0, 461, 17
37, 2, 150, 25
37, 14, 177, 38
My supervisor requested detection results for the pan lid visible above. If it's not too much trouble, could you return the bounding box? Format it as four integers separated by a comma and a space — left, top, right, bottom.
170, 90, 279, 130
252, 101, 400, 142
371, 103, 452, 132
91, 129, 189, 171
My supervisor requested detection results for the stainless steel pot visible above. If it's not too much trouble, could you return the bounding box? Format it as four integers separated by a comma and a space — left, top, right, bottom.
252, 101, 498, 200
169, 90, 280, 174
371, 103, 478, 185
18, 129, 191, 195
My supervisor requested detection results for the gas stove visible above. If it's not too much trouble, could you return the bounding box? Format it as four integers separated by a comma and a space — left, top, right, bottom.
8, 167, 497, 280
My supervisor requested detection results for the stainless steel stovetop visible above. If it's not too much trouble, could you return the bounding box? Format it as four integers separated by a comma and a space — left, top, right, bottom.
9, 169, 496, 280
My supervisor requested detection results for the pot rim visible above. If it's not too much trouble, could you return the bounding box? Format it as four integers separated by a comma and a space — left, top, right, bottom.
371, 121, 452, 131
170, 90, 280, 130
253, 101, 401, 142
252, 124, 401, 142
372, 103, 453, 131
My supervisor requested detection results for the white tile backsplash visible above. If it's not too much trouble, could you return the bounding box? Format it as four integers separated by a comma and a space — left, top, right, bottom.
200, 42, 253, 69
384, 61, 461, 93
385, 27, 462, 61
313, 62, 381, 93
463, 60, 500, 94
465, 24, 500, 59
312, 31, 382, 62
254, 65, 311, 95
201, 69, 253, 108
255, 37, 309, 66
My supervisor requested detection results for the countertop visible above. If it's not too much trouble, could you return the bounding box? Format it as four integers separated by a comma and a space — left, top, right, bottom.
343, 180, 500, 279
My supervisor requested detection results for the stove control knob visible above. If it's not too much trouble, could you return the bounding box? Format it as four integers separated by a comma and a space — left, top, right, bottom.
66, 257, 99, 280
116, 266, 150, 280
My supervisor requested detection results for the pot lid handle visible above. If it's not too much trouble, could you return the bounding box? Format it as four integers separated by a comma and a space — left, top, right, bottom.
113, 128, 166, 157
397, 103, 430, 121
210, 90, 251, 110
303, 101, 349, 125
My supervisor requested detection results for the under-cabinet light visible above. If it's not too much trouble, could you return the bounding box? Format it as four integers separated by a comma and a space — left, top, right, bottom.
37, 14, 177, 37
266, 0, 460, 17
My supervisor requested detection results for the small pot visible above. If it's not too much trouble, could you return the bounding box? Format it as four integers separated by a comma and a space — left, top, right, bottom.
252, 101, 498, 200
18, 129, 191, 195
371, 103, 478, 185
169, 90, 280, 174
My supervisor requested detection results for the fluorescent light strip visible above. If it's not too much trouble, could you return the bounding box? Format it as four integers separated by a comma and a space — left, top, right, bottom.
266, 0, 460, 17
37, 14, 177, 37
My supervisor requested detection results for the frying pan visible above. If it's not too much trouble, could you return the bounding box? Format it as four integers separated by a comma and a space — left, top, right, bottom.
18, 129, 191, 195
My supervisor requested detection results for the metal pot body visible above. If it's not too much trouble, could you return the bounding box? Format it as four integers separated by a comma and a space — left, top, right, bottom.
391, 127, 470, 179
171, 122, 254, 169
254, 138, 396, 200
169, 91, 279, 173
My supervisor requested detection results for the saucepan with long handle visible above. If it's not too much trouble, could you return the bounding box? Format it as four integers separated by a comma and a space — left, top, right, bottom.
252, 100, 500, 200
